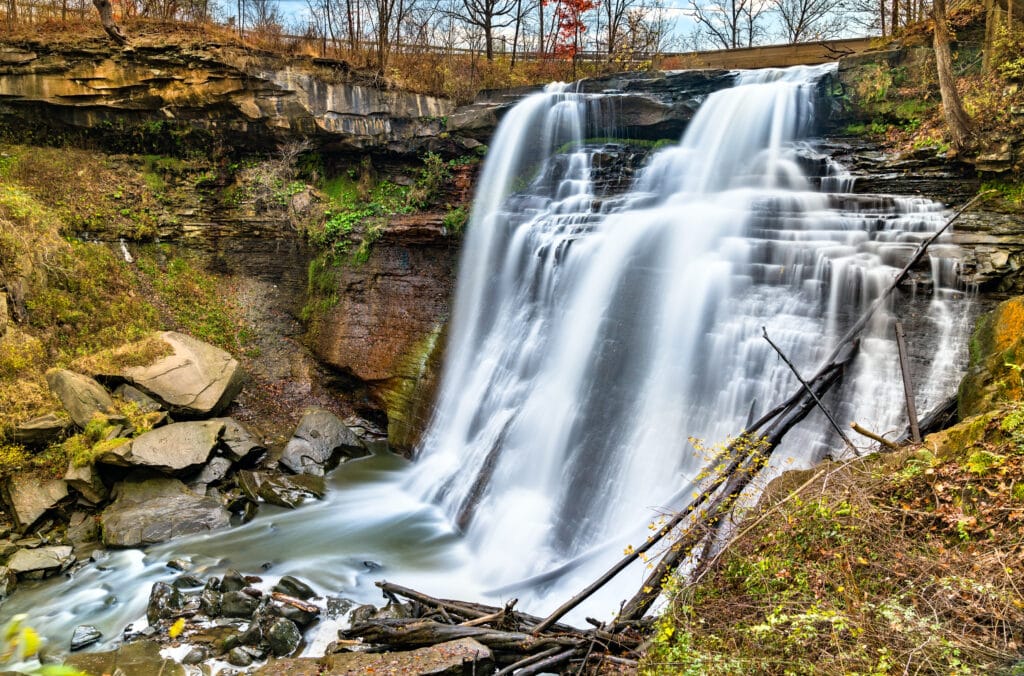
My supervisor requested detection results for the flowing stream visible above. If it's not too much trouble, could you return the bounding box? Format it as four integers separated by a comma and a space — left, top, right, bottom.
4, 64, 974, 650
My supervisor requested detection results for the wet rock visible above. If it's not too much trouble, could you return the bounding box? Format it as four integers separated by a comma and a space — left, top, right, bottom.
11, 412, 71, 448
227, 647, 254, 667
100, 478, 230, 547
113, 384, 163, 413
279, 409, 367, 475
222, 590, 260, 617
213, 418, 266, 463
6, 545, 74, 578
0, 567, 17, 597
45, 369, 115, 428
275, 602, 320, 628
192, 455, 234, 486
97, 420, 224, 474
200, 587, 222, 616
64, 461, 109, 504
167, 558, 190, 571
172, 574, 204, 589
325, 597, 355, 618
147, 581, 185, 624
273, 576, 316, 600
221, 569, 247, 592
236, 470, 327, 508
182, 647, 206, 665
70, 625, 102, 651
2, 478, 69, 532
66, 511, 102, 557
266, 617, 301, 657
64, 639, 186, 676
116, 332, 245, 417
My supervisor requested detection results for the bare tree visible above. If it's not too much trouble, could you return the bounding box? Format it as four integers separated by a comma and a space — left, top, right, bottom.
688, 0, 767, 49
459, 0, 519, 59
770, 0, 845, 42
932, 0, 972, 150
92, 0, 128, 43
603, 0, 638, 54
246, 0, 283, 33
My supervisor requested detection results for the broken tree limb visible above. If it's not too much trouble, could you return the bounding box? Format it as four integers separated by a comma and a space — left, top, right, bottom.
343, 619, 580, 652
850, 422, 899, 450
494, 646, 566, 676
894, 320, 922, 443
762, 326, 859, 455
91, 0, 128, 44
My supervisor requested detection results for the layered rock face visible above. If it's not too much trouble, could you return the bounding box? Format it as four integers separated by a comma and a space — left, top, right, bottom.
0, 40, 455, 154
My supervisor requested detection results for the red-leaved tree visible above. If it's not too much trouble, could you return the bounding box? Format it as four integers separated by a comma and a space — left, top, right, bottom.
547, 0, 598, 58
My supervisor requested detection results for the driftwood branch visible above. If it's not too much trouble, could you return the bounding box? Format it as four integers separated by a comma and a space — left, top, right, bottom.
850, 422, 899, 450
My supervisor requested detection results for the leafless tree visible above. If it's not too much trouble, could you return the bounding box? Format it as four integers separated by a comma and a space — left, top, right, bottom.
770, 0, 846, 42
603, 0, 638, 54
458, 0, 519, 59
689, 0, 768, 49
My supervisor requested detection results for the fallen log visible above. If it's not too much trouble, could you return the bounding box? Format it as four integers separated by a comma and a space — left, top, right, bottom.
343, 618, 581, 653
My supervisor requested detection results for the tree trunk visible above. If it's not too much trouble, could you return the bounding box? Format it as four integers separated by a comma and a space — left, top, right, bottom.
92, 0, 127, 44
933, 0, 972, 151
538, 0, 544, 57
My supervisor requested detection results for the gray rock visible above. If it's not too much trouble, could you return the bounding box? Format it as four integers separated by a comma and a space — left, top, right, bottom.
119, 332, 246, 417
66, 511, 101, 557
6, 545, 75, 578
2, 478, 69, 532
100, 478, 231, 547
70, 625, 102, 651
192, 455, 234, 487
11, 412, 71, 448
273, 576, 316, 600
64, 461, 109, 504
0, 566, 16, 597
279, 409, 368, 476
44, 369, 115, 428
221, 590, 260, 617
147, 581, 185, 625
200, 588, 222, 616
213, 418, 266, 463
182, 647, 207, 664
276, 602, 319, 628
98, 420, 224, 474
236, 470, 326, 509
266, 617, 301, 657
227, 647, 254, 667
261, 638, 494, 676
221, 569, 247, 592
113, 383, 163, 413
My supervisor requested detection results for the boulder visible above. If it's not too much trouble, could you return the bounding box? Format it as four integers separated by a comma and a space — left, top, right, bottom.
147, 581, 186, 624
0, 566, 16, 597
221, 590, 260, 618
64, 462, 109, 504
2, 478, 69, 532
273, 576, 316, 600
237, 470, 326, 509
100, 478, 230, 547
119, 332, 245, 417
113, 384, 163, 413
192, 455, 234, 486
213, 418, 266, 463
959, 296, 1024, 418
97, 421, 224, 474
6, 545, 75, 578
279, 409, 368, 476
266, 618, 301, 657
254, 638, 494, 676
70, 625, 102, 651
44, 369, 114, 428
11, 412, 71, 448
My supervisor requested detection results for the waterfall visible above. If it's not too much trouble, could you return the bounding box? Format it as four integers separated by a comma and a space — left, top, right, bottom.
409, 64, 970, 598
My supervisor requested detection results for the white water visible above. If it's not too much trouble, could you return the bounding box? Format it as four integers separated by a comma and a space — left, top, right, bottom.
2, 64, 973, 649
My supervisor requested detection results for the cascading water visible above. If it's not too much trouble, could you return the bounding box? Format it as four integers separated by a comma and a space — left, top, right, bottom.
1, 64, 974, 647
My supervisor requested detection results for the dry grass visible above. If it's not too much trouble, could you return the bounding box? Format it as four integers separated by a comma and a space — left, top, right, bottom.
642, 411, 1024, 675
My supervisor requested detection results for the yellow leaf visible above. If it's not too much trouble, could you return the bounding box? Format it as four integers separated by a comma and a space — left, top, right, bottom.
168, 618, 186, 639
20, 627, 39, 657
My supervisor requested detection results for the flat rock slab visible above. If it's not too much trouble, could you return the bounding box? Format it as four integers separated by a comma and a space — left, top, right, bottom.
7, 545, 74, 578
2, 478, 68, 531
255, 638, 494, 676
100, 478, 230, 547
279, 409, 368, 476
64, 462, 109, 504
65, 639, 185, 676
45, 369, 114, 428
211, 417, 266, 463
98, 420, 224, 474
11, 412, 71, 448
237, 470, 326, 508
120, 331, 245, 417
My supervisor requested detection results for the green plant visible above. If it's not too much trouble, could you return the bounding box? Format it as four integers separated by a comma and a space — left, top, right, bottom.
443, 205, 469, 234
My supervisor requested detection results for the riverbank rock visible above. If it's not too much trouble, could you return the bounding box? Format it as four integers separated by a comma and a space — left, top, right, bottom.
278, 409, 367, 475
97, 420, 224, 474
70, 625, 102, 651
236, 470, 327, 508
64, 462, 109, 504
45, 369, 114, 428
254, 638, 494, 676
118, 332, 245, 417
214, 417, 266, 463
2, 478, 68, 532
6, 545, 74, 578
100, 478, 230, 547
959, 296, 1024, 418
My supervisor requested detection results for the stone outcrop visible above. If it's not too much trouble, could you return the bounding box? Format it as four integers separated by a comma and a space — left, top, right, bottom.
0, 39, 456, 154
2, 478, 68, 532
97, 420, 224, 474
10, 412, 71, 448
278, 409, 367, 475
958, 296, 1024, 418
45, 369, 115, 428
254, 638, 494, 676
6, 545, 74, 578
100, 477, 230, 547
117, 332, 245, 417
